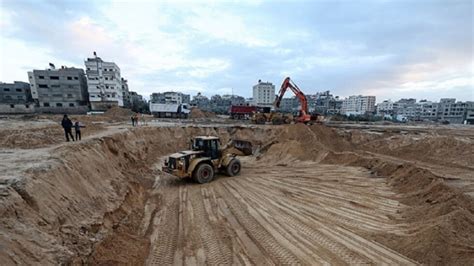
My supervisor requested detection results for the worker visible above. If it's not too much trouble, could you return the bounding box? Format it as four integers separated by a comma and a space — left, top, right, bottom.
131, 115, 136, 126
61, 114, 74, 142
74, 121, 85, 140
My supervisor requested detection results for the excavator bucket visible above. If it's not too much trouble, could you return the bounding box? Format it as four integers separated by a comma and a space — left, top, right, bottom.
231, 139, 253, 155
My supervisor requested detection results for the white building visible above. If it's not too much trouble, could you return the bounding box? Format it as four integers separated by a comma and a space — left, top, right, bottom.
376, 100, 394, 115
252, 80, 275, 107
341, 95, 376, 115
85, 54, 123, 110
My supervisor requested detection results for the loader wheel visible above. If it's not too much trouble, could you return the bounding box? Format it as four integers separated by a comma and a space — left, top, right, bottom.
226, 159, 241, 177
193, 163, 214, 184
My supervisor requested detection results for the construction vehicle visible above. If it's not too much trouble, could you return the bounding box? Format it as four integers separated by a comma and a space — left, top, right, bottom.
162, 136, 252, 184
274, 77, 316, 124
252, 77, 320, 124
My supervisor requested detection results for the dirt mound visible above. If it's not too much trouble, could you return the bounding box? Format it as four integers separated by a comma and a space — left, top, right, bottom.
104, 107, 135, 118
0, 119, 106, 149
189, 108, 216, 119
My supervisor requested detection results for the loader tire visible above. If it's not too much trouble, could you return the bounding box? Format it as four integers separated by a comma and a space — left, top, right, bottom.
193, 163, 214, 184
226, 159, 241, 177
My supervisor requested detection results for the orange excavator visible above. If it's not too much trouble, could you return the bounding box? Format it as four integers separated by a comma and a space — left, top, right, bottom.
274, 77, 313, 123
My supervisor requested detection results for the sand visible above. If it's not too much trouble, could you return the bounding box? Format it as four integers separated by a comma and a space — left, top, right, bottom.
0, 117, 473, 265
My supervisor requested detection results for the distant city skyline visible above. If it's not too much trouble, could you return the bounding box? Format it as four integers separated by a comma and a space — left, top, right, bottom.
1, 0, 472, 103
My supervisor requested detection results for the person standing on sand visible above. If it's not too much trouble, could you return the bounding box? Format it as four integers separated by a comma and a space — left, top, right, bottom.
134, 113, 139, 126
61, 114, 74, 142
131, 115, 135, 126
74, 121, 85, 140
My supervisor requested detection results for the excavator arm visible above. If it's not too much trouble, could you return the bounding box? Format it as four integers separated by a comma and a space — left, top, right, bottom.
273, 77, 311, 123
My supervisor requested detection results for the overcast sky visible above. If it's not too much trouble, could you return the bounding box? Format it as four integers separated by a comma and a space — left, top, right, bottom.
1, 0, 472, 102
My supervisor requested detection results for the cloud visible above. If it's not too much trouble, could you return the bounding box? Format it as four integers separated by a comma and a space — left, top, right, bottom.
0, 0, 472, 102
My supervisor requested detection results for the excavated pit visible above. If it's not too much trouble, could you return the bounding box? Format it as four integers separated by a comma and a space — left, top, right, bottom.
0, 124, 473, 265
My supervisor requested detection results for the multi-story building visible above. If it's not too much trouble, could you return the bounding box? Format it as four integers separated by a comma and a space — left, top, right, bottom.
376, 100, 394, 116
121, 78, 131, 108
150, 91, 191, 104
85, 54, 123, 110
437, 98, 472, 124
28, 65, 89, 113
341, 95, 376, 115
0, 81, 34, 114
253, 80, 275, 107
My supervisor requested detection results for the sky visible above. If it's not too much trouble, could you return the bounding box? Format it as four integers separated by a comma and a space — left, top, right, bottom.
0, 0, 473, 102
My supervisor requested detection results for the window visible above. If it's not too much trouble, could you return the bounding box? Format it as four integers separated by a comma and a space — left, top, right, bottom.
16, 88, 22, 92
91, 95, 96, 98
87, 68, 90, 71
74, 77, 78, 80
51, 85, 60, 88
38, 84, 48, 88
68, 85, 73, 89
50, 76, 59, 80
39, 76, 45, 79
67, 77, 72, 80
5, 95, 12, 99
10, 104, 14, 108
3, 88, 9, 91
43, 103, 50, 107
69, 103, 74, 107
107, 95, 110, 97
67, 94, 73, 98
17, 96, 23, 100
56, 103, 63, 107
26, 105, 29, 108
52, 94, 63, 97
104, 69, 107, 71
105, 77, 108, 80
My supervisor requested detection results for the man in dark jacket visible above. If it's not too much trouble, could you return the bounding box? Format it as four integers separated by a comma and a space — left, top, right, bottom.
61, 114, 75, 141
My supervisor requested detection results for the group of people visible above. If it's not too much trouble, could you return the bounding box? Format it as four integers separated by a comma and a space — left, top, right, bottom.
61, 114, 84, 142
131, 113, 147, 127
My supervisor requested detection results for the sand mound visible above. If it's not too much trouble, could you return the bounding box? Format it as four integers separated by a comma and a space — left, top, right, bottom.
189, 108, 216, 119
104, 107, 135, 118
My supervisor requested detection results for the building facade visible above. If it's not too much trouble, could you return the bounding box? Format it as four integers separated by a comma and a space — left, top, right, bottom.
341, 95, 376, 115
85, 55, 123, 110
28, 66, 89, 113
150, 92, 191, 104
253, 80, 275, 107
376, 100, 394, 115
121, 78, 131, 108
0, 81, 34, 114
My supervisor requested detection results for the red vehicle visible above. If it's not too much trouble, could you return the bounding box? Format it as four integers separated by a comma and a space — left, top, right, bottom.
229, 105, 257, 119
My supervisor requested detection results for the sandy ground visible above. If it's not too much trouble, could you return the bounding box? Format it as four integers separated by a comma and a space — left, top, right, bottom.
0, 115, 473, 265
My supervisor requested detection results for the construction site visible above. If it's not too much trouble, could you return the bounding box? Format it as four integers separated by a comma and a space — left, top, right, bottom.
0, 109, 473, 265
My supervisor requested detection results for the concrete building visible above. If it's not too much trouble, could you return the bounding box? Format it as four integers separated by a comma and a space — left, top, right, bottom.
150, 91, 190, 104
0, 81, 34, 114
253, 80, 275, 107
121, 78, 131, 108
190, 92, 210, 109
85, 54, 123, 110
376, 100, 394, 116
341, 95, 376, 115
28, 65, 89, 114
437, 98, 472, 124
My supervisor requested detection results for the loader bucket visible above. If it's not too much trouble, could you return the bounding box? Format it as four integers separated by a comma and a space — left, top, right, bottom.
232, 139, 253, 155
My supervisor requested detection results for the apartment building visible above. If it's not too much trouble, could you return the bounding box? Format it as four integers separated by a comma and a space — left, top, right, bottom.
150, 91, 191, 104
253, 80, 275, 107
341, 95, 376, 115
28, 66, 89, 113
0, 81, 34, 114
121, 78, 131, 108
85, 54, 123, 110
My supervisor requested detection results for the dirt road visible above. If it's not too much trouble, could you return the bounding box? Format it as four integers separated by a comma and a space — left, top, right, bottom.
146, 158, 416, 265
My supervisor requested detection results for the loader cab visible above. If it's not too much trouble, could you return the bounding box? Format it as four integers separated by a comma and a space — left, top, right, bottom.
192, 136, 220, 159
